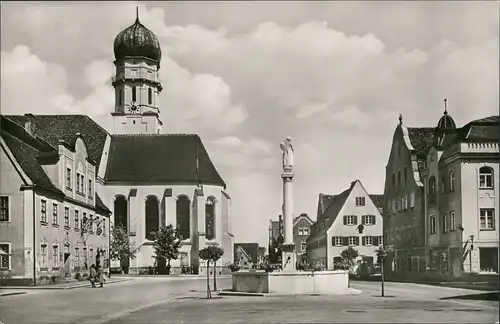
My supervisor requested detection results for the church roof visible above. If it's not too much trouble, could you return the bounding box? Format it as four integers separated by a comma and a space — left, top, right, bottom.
105, 134, 226, 187
4, 114, 226, 188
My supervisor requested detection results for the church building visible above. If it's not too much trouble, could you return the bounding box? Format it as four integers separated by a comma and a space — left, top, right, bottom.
1, 12, 234, 280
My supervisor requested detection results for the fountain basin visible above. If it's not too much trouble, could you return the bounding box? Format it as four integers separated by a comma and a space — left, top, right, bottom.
232, 270, 350, 295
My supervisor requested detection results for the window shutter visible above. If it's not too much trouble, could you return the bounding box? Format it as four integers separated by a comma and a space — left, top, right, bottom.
355, 236, 360, 246
373, 236, 379, 246
353, 216, 358, 225
331, 237, 335, 246
361, 215, 365, 225
342, 237, 348, 246
362, 236, 365, 246
372, 216, 376, 225
343, 216, 347, 225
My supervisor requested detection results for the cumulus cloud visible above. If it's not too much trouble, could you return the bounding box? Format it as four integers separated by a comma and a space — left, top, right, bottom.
1, 2, 498, 246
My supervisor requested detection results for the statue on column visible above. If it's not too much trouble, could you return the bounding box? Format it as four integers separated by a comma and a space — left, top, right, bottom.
280, 137, 294, 172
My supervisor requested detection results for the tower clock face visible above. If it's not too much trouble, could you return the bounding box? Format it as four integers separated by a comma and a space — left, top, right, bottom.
129, 102, 139, 114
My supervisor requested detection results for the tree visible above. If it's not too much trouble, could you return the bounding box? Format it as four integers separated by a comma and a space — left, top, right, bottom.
110, 224, 140, 274
375, 245, 392, 297
339, 246, 359, 288
199, 246, 224, 298
150, 225, 183, 275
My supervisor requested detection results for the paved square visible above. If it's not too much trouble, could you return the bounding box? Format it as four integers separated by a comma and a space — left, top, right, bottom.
0, 278, 498, 324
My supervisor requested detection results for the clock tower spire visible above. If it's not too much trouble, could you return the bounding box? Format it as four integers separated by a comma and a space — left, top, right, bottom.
111, 9, 163, 134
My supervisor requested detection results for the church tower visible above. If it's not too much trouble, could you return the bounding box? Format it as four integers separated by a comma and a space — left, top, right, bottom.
111, 9, 163, 134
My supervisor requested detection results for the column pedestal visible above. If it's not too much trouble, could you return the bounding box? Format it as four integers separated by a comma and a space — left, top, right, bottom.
281, 244, 297, 272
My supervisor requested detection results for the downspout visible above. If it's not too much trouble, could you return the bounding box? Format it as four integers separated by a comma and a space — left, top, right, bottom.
32, 188, 36, 286
108, 211, 111, 278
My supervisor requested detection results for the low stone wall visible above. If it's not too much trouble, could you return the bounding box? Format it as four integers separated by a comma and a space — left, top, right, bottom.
232, 270, 349, 294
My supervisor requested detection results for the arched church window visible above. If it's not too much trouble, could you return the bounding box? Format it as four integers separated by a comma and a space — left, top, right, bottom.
148, 87, 152, 105
114, 196, 128, 232
205, 197, 215, 240
145, 196, 159, 241
176, 196, 190, 240
132, 86, 137, 102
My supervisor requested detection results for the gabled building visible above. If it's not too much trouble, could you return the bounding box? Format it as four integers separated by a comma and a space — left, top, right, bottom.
1, 12, 234, 279
307, 180, 384, 270
384, 108, 499, 278
234, 243, 260, 267
0, 115, 111, 285
293, 213, 314, 255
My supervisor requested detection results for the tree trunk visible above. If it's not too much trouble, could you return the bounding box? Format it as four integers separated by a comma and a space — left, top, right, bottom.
206, 261, 211, 298
381, 257, 385, 297
213, 260, 217, 291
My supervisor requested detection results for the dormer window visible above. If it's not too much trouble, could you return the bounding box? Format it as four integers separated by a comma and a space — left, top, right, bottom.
88, 179, 93, 199
76, 173, 85, 195
66, 167, 72, 190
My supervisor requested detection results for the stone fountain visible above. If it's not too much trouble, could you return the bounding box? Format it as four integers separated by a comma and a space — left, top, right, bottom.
230, 137, 353, 295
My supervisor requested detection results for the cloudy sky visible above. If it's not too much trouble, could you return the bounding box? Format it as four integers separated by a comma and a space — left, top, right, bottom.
1, 1, 498, 246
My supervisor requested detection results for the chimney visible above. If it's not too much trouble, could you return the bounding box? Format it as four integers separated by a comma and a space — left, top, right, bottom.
24, 113, 36, 136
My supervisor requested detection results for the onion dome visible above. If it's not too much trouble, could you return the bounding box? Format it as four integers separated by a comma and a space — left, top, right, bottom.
436, 99, 456, 130
113, 10, 162, 67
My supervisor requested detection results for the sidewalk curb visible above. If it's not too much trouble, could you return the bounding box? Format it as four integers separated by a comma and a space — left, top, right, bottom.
0, 278, 131, 290
0, 291, 28, 297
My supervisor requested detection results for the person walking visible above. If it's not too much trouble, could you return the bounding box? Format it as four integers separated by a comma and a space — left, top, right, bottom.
89, 264, 97, 288
97, 265, 105, 288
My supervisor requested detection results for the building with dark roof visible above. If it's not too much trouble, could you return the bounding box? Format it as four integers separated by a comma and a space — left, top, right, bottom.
0, 115, 112, 285
0, 12, 234, 280
383, 106, 499, 279
306, 180, 384, 270
293, 213, 314, 255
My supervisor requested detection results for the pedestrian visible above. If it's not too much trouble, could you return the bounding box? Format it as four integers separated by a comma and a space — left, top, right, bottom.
89, 264, 97, 288
97, 265, 105, 288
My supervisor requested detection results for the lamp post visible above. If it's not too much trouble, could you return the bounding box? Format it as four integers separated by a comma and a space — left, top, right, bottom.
469, 235, 474, 273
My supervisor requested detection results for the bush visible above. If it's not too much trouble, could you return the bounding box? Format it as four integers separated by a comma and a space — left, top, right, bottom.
74, 273, 82, 281
227, 262, 240, 272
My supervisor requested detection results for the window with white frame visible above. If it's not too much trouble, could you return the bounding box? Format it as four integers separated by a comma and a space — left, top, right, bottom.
355, 197, 366, 206
450, 211, 456, 231
40, 243, 48, 269
52, 245, 59, 268
348, 236, 358, 246
0, 243, 10, 270
301, 240, 307, 251
344, 215, 357, 226
449, 171, 455, 192
83, 247, 88, 267
41, 200, 47, 223
430, 215, 436, 234
479, 167, 493, 189
76, 173, 81, 194
409, 192, 415, 208
66, 167, 72, 189
363, 236, 373, 246
102, 218, 106, 236
52, 203, 58, 226
362, 215, 375, 225
0, 196, 9, 222
298, 227, 310, 235
64, 207, 70, 228
441, 214, 447, 233
74, 210, 80, 230
480, 209, 495, 230
89, 215, 94, 233
333, 236, 342, 246
378, 236, 383, 246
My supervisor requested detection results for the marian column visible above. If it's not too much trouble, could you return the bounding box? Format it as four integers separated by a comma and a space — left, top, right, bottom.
280, 137, 296, 272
